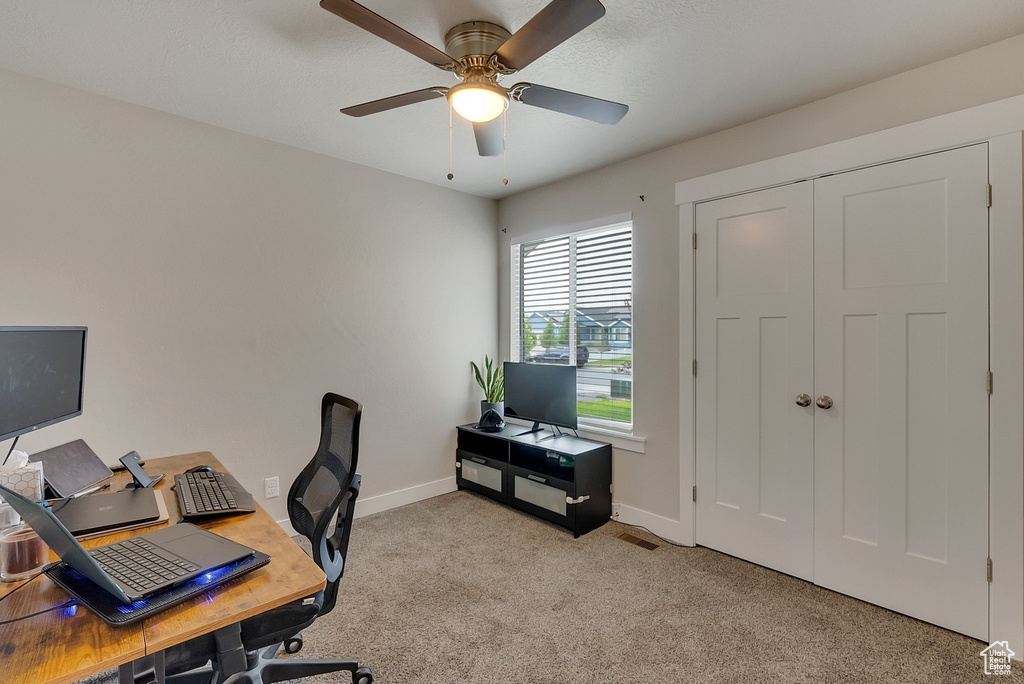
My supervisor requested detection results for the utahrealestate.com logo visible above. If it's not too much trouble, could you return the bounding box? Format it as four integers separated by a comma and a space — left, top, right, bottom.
981, 641, 1014, 676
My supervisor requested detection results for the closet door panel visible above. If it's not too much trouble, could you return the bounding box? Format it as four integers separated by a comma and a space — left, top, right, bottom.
812, 144, 990, 639
694, 182, 814, 580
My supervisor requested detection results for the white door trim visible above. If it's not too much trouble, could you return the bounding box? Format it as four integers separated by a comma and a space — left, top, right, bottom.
677, 96, 1024, 653
675, 93, 1024, 206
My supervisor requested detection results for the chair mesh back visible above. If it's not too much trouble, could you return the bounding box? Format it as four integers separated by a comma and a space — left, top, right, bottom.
287, 395, 361, 547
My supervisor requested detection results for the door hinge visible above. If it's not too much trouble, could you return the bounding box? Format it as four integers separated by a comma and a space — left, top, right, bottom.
987, 557, 993, 582
692, 359, 697, 376
692, 233, 697, 250
987, 183, 993, 208
692, 485, 697, 502
988, 371, 994, 395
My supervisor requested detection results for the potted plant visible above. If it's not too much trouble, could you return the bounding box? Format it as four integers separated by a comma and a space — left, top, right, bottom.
471, 355, 504, 418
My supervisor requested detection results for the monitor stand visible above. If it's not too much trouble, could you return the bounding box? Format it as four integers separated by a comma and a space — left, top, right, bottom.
515, 422, 544, 437
515, 422, 563, 442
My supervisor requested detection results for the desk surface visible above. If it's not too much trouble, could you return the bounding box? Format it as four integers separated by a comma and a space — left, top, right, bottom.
0, 452, 326, 684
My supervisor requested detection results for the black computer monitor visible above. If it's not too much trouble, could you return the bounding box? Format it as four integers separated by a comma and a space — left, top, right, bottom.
0, 327, 87, 442
503, 362, 577, 432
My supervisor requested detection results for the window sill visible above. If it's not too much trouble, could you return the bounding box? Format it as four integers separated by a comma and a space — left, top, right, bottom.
576, 424, 646, 453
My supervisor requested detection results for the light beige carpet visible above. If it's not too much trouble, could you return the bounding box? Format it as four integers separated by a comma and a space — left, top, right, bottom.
81, 491, 1021, 683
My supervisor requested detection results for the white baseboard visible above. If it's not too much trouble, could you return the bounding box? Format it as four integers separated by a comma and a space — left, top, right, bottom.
275, 480, 689, 548
276, 518, 298, 538
613, 501, 692, 546
353, 476, 457, 518
276, 476, 457, 534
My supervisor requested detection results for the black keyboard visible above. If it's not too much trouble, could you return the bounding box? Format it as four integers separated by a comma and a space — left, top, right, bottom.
174, 470, 255, 519
89, 537, 198, 595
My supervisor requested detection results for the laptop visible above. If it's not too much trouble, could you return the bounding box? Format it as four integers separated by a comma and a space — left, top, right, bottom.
0, 483, 257, 604
50, 488, 161, 537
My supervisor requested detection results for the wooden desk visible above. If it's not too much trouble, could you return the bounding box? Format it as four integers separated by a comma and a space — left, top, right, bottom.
0, 452, 326, 684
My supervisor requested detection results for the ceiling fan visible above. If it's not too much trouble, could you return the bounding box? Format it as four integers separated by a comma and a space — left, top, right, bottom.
320, 0, 629, 158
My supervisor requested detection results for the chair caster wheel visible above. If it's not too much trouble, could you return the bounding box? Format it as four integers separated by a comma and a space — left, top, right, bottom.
353, 665, 373, 684
283, 636, 303, 654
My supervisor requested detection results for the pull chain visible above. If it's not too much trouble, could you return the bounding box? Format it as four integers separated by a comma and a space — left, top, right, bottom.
447, 102, 454, 181
502, 108, 508, 186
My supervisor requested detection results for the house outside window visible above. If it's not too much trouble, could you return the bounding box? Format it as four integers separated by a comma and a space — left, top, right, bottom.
511, 221, 633, 431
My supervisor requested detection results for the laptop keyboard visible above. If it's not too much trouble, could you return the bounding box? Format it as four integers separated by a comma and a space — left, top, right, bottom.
89, 537, 199, 594
175, 471, 238, 515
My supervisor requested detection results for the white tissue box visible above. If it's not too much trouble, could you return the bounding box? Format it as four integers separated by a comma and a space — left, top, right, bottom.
0, 461, 45, 503
0, 503, 19, 530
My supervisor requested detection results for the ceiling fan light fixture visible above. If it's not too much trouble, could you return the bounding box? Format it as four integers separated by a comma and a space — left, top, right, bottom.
448, 82, 509, 123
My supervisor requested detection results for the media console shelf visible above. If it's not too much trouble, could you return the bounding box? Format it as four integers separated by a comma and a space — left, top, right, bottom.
456, 423, 612, 537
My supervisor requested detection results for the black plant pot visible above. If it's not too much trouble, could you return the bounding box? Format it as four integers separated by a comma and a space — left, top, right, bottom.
480, 401, 504, 419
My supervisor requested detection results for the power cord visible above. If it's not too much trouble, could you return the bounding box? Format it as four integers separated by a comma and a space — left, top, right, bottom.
0, 597, 77, 625
2, 435, 20, 466
0, 572, 40, 603
0, 569, 76, 622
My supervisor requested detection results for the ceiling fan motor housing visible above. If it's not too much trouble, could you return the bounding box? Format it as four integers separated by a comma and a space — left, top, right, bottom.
444, 21, 512, 63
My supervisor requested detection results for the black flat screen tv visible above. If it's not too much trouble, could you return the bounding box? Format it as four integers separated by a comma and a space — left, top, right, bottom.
0, 327, 87, 442
503, 362, 577, 430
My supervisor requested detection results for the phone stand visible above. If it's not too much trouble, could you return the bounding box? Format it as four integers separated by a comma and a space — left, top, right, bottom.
124, 471, 164, 489
119, 451, 164, 489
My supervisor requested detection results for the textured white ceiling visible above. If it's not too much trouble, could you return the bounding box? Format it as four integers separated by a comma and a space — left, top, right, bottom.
2, 1, 1024, 199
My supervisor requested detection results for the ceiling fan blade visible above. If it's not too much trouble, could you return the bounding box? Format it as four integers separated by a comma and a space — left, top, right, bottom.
513, 83, 627, 124
340, 87, 448, 117
473, 119, 504, 157
493, 0, 605, 71
320, 0, 458, 70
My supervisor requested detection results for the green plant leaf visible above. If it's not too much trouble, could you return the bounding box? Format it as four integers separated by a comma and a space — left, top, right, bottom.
471, 361, 486, 393
473, 355, 506, 401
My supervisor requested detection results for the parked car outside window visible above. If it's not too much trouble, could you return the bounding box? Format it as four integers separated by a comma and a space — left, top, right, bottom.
528, 345, 589, 367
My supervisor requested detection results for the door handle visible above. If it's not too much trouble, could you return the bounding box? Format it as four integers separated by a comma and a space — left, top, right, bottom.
795, 393, 812, 407
816, 395, 834, 410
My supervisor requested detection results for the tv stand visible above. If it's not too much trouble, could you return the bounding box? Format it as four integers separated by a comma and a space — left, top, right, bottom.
455, 423, 612, 537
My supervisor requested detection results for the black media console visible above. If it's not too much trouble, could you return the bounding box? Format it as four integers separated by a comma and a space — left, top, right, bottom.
456, 423, 612, 537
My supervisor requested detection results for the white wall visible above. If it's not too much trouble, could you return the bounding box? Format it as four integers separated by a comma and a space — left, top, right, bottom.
496, 32, 1024, 528
0, 68, 498, 523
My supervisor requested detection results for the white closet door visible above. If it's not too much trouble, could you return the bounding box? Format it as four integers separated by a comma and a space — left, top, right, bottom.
813, 144, 990, 639
695, 182, 815, 580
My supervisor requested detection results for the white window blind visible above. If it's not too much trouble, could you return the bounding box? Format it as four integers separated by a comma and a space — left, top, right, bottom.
512, 222, 633, 429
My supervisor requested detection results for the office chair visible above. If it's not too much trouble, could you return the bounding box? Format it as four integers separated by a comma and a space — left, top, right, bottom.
164, 393, 372, 684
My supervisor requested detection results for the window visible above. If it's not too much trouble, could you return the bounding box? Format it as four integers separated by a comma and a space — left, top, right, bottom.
511, 221, 633, 430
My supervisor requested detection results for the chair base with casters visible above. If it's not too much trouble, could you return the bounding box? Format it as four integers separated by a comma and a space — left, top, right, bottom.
221, 642, 371, 684
166, 639, 372, 684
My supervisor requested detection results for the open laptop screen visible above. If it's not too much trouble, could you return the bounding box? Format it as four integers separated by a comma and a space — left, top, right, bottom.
0, 483, 129, 603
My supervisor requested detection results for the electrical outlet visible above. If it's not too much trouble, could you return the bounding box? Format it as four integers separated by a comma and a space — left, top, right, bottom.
265, 476, 280, 499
